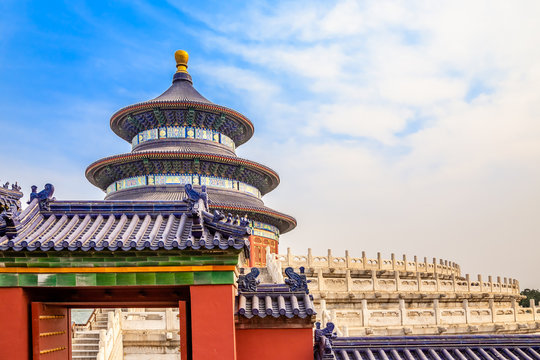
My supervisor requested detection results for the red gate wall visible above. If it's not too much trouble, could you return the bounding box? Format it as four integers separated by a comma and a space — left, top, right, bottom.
236, 328, 313, 360
0, 288, 31, 359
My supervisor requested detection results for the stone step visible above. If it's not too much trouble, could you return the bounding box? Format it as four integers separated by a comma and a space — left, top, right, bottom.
73, 333, 100, 339
72, 344, 99, 351
71, 339, 99, 346
72, 349, 99, 355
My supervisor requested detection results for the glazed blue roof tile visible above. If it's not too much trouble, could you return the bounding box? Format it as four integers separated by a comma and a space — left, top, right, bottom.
237, 284, 316, 319
314, 334, 540, 360
0, 198, 250, 252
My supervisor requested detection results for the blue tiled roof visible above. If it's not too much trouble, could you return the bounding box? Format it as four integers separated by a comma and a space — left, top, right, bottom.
237, 284, 316, 319
315, 333, 540, 360
0, 198, 250, 252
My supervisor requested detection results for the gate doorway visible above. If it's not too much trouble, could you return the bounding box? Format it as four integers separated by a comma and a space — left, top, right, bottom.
71, 307, 183, 360
28, 286, 190, 360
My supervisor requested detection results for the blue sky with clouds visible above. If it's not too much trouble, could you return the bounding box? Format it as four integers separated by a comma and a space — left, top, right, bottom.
1, 1, 540, 288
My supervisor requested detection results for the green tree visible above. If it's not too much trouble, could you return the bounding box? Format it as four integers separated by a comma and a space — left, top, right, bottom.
520, 288, 540, 307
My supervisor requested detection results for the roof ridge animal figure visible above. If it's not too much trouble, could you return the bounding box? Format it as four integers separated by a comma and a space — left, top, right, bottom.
28, 184, 55, 211
237, 267, 260, 292
285, 266, 311, 293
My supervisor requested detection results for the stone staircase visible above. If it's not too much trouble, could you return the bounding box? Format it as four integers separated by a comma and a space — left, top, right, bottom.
72, 310, 112, 360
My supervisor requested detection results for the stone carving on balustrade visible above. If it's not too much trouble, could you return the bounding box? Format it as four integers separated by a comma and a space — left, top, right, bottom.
278, 248, 463, 277
270, 248, 535, 336
275, 248, 521, 298
314, 297, 540, 336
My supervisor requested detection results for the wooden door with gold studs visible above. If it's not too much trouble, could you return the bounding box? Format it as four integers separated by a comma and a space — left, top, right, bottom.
31, 302, 70, 360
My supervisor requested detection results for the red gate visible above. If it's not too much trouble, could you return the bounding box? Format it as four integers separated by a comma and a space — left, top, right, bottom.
31, 302, 70, 360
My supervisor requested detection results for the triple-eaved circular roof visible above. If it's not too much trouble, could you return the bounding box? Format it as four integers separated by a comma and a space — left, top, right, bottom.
86, 50, 296, 234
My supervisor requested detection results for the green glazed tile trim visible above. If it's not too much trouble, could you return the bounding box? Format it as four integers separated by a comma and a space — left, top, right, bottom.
136, 272, 156, 285
76, 273, 97, 286
0, 250, 241, 270
19, 273, 37, 286
57, 273, 76, 286
155, 272, 175, 285
116, 273, 136, 286
194, 271, 212, 284
0, 274, 18, 286
0, 270, 235, 287
174, 272, 195, 285
96, 273, 116, 286
38, 274, 56, 286
211, 271, 235, 284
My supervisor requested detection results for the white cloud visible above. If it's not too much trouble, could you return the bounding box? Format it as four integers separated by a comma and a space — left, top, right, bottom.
187, 1, 540, 288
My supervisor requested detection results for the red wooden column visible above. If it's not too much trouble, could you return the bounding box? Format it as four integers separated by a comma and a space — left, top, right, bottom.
190, 284, 237, 360
0, 288, 31, 359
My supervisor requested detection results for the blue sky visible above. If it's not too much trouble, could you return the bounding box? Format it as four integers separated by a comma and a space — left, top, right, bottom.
1, 1, 540, 288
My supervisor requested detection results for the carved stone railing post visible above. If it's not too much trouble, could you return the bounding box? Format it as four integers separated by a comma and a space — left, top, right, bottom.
377, 252, 382, 270
97, 329, 107, 360
414, 255, 418, 272
391, 253, 396, 270
395, 271, 400, 291
361, 251, 367, 270
478, 275, 483, 292
497, 276, 502, 294
489, 299, 495, 323
320, 299, 330, 327
488, 276, 493, 292
327, 249, 333, 270
452, 273, 457, 292
361, 299, 369, 327
433, 300, 440, 325
512, 298, 518, 322
417, 272, 422, 292
399, 299, 405, 326
346, 269, 352, 293
403, 254, 408, 272
435, 272, 440, 292
466, 274, 471, 292
424, 257, 428, 273
371, 270, 377, 291
463, 300, 470, 324
307, 248, 313, 268
432, 257, 437, 275
317, 269, 324, 292
165, 308, 175, 331
345, 250, 351, 268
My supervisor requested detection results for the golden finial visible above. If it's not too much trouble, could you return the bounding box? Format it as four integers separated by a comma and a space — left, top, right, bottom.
175, 50, 189, 73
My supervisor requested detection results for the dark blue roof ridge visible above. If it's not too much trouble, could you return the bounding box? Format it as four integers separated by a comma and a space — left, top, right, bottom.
315, 333, 540, 360
0, 196, 251, 253
237, 291, 316, 320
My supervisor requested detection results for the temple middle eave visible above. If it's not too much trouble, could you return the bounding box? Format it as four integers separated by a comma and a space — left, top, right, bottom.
85, 151, 280, 196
